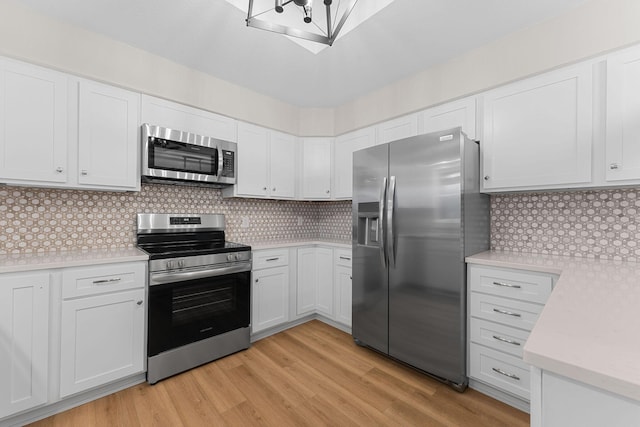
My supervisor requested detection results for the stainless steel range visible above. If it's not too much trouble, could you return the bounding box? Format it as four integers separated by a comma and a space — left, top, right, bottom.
136, 213, 252, 384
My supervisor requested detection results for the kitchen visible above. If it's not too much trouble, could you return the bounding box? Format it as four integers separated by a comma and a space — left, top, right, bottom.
1, 0, 640, 425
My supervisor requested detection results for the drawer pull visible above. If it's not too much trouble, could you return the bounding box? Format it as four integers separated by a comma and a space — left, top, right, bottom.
492, 367, 520, 381
93, 278, 122, 285
265, 258, 280, 262
492, 335, 521, 346
493, 308, 521, 318
493, 281, 521, 289
339, 256, 351, 261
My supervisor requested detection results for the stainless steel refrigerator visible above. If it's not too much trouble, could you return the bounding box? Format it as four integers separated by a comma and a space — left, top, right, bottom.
352, 128, 489, 390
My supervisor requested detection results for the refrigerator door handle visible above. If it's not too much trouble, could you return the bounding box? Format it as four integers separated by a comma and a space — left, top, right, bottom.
379, 176, 388, 268
387, 175, 397, 268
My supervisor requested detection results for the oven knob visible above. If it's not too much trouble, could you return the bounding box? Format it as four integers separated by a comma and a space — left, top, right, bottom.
178, 260, 185, 268
227, 253, 237, 261
166, 260, 174, 270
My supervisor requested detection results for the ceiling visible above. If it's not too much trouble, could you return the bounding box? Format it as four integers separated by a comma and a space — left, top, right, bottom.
17, 0, 591, 108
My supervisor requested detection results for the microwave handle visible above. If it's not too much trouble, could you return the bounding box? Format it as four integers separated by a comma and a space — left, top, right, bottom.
217, 147, 224, 178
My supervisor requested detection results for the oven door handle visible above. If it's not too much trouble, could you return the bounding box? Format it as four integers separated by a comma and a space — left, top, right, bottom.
149, 264, 250, 286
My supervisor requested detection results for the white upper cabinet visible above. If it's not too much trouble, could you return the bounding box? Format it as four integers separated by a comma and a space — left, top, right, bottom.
224, 122, 296, 199
605, 45, 640, 183
77, 79, 140, 190
419, 96, 477, 140
269, 130, 296, 198
0, 57, 141, 191
481, 62, 594, 192
376, 114, 418, 145
0, 58, 69, 184
333, 127, 376, 199
300, 137, 333, 200
140, 95, 237, 142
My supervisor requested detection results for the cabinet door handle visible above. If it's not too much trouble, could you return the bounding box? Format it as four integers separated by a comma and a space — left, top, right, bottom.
610, 163, 619, 170
81, 170, 88, 176
263, 186, 267, 191
255, 278, 259, 283
266, 257, 279, 262
339, 256, 351, 261
272, 187, 276, 191
56, 167, 64, 173
93, 278, 122, 285
492, 367, 520, 381
326, 190, 330, 194
492, 335, 521, 346
493, 281, 521, 289
136, 300, 143, 306
493, 308, 521, 318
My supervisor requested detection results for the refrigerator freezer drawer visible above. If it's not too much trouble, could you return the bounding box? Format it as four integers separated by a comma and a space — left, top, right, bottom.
469, 265, 554, 304
470, 292, 543, 331
470, 318, 530, 358
470, 343, 531, 400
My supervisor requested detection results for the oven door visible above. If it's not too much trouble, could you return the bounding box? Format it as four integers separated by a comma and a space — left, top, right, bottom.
147, 266, 250, 357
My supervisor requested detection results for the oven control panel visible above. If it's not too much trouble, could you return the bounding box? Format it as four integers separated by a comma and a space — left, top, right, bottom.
149, 250, 252, 274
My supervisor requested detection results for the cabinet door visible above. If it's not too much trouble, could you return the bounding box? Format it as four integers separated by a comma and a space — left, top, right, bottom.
481, 63, 593, 191
77, 80, 140, 190
606, 46, 640, 182
376, 114, 418, 145
301, 138, 332, 199
296, 248, 317, 315
252, 266, 289, 333
269, 131, 296, 198
141, 95, 237, 142
236, 122, 269, 197
0, 58, 68, 183
334, 265, 352, 327
315, 248, 334, 317
0, 272, 49, 418
60, 289, 145, 398
334, 127, 375, 199
420, 97, 476, 139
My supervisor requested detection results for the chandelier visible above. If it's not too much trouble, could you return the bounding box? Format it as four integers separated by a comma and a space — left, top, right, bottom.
246, 0, 359, 46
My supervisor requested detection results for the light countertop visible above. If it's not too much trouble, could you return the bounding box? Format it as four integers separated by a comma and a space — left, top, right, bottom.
246, 239, 351, 251
0, 247, 148, 274
466, 250, 640, 402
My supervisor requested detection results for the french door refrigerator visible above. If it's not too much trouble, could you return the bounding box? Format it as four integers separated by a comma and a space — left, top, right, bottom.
352, 128, 489, 390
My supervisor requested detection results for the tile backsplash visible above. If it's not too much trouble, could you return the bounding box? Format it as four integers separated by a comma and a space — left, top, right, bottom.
0, 184, 351, 255
491, 188, 640, 262
3, 183, 639, 262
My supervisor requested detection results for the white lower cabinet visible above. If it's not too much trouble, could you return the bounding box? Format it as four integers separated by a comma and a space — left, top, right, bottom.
59, 262, 146, 398
251, 249, 290, 334
60, 288, 145, 397
468, 264, 555, 405
0, 272, 50, 419
531, 369, 640, 427
296, 247, 334, 316
333, 249, 352, 327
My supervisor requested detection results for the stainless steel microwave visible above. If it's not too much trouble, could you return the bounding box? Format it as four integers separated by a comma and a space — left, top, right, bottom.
141, 123, 236, 187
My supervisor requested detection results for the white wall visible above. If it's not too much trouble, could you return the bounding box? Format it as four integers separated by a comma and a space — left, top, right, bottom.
1, 0, 640, 137
0, 0, 302, 135
333, 0, 640, 134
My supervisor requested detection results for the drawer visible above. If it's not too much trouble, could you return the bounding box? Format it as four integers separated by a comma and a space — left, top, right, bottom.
469, 265, 553, 304
334, 249, 352, 267
470, 318, 530, 358
470, 292, 543, 331
253, 248, 289, 270
470, 343, 531, 400
62, 262, 146, 299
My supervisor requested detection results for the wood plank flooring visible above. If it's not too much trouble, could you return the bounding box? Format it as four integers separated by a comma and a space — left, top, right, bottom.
30, 320, 529, 426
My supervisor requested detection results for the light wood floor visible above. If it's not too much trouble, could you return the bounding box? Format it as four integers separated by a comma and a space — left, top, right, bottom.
30, 320, 529, 426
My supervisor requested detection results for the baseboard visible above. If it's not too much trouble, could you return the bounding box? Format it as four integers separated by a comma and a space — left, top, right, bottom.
469, 378, 530, 413
2, 373, 146, 427
250, 315, 352, 342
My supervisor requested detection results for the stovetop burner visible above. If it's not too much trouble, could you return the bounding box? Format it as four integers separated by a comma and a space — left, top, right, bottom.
136, 213, 251, 261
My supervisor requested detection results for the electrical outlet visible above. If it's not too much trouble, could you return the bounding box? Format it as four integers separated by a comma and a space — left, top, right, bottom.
241, 216, 250, 228
297, 216, 303, 226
